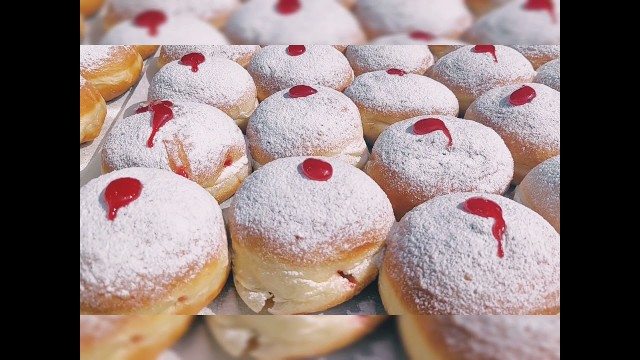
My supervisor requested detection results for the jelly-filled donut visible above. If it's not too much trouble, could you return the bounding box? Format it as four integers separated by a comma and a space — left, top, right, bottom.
345, 45, 434, 76
510, 45, 560, 69
80, 45, 143, 101
368, 32, 467, 60
80, 75, 107, 144
534, 58, 560, 91
515, 155, 560, 232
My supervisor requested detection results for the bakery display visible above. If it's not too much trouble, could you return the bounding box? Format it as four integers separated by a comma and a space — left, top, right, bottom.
534, 58, 560, 91
158, 45, 261, 68
80, 45, 143, 101
80, 75, 107, 144
515, 155, 560, 232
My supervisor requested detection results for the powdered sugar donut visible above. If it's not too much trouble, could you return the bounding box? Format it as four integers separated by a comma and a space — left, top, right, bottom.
80, 167, 229, 314
80, 45, 143, 102
429, 45, 536, 113
229, 157, 395, 314
102, 101, 251, 203
368, 32, 467, 60
380, 192, 560, 315
345, 45, 434, 76
224, 0, 365, 44
80, 75, 107, 144
247, 85, 368, 169
148, 54, 258, 131
464, 83, 559, 183
207, 316, 386, 360
515, 155, 560, 232
510, 45, 560, 69
399, 315, 560, 360
80, 315, 192, 360
247, 45, 354, 101
366, 116, 513, 220
355, 0, 473, 39
158, 45, 261, 68
534, 59, 560, 91
344, 69, 459, 143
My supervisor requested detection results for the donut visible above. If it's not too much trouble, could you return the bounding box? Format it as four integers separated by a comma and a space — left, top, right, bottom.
399, 315, 560, 360
80, 0, 105, 17
148, 53, 258, 131
510, 45, 560, 69
464, 83, 559, 183
158, 45, 261, 69
366, 115, 513, 220
515, 155, 560, 232
229, 157, 395, 314
463, 0, 560, 45
206, 316, 386, 359
80, 75, 107, 144
132, 45, 159, 60
379, 192, 560, 314
103, 0, 240, 29
429, 45, 536, 113
338, 0, 357, 8
247, 45, 354, 101
354, 0, 473, 39
247, 85, 368, 169
224, 0, 366, 45
100, 12, 229, 45
80, 315, 192, 360
368, 32, 467, 60
102, 101, 251, 203
534, 58, 560, 91
80, 167, 229, 314
80, 14, 86, 39
343, 69, 459, 143
345, 45, 434, 76
80, 45, 143, 101
464, 0, 514, 16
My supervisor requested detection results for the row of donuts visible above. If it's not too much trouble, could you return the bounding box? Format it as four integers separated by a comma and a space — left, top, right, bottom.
80, 315, 560, 360
80, 0, 560, 45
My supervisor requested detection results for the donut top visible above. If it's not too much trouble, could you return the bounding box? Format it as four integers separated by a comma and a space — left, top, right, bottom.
80, 167, 226, 311
109, 0, 240, 20
534, 59, 560, 91
518, 155, 560, 223
343, 69, 458, 115
230, 157, 394, 265
369, 33, 467, 46
430, 46, 535, 97
80, 45, 126, 71
161, 45, 261, 64
510, 45, 560, 63
103, 101, 246, 182
385, 192, 560, 314
345, 45, 434, 75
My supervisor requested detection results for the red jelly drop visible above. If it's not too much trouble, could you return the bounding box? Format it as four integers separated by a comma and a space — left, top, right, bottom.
524, 0, 557, 23
180, 53, 206, 72
146, 103, 175, 148
174, 166, 189, 179
474, 45, 498, 63
276, 0, 300, 15
287, 45, 306, 56
463, 197, 506, 258
104, 177, 143, 221
224, 158, 232, 167
387, 68, 406, 76
133, 10, 167, 37
301, 158, 332, 181
509, 85, 537, 106
135, 100, 173, 114
289, 85, 317, 98
413, 118, 453, 147
409, 31, 436, 41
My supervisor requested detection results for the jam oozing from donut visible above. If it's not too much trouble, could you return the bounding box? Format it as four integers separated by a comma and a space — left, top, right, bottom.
146, 103, 175, 148
174, 166, 189, 179
224, 158, 233, 167
413, 118, 453, 147
135, 100, 173, 114
509, 85, 537, 106
301, 158, 333, 181
276, 0, 300, 15
133, 10, 167, 36
289, 85, 317, 98
474, 45, 498, 62
463, 197, 506, 258
524, 0, 557, 23
409, 31, 436, 41
104, 177, 143, 221
180, 53, 206, 72
287, 45, 306, 56
387, 68, 406, 76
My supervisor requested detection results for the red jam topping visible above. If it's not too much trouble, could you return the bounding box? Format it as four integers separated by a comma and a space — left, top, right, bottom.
509, 85, 537, 106
524, 0, 557, 23
224, 158, 233, 167
135, 100, 173, 114
387, 68, 406, 76
104, 177, 143, 221
463, 197, 506, 258
133, 10, 167, 37
174, 166, 189, 179
413, 118, 453, 147
287, 45, 306, 56
276, 0, 300, 15
474, 45, 498, 62
144, 102, 175, 148
289, 85, 317, 98
409, 31, 436, 41
180, 53, 206, 72
301, 158, 332, 181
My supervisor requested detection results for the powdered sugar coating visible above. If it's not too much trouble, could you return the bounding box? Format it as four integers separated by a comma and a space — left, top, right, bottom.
369, 34, 467, 46
534, 59, 560, 91
224, 0, 365, 44
510, 45, 560, 65
80, 74, 87, 86
385, 192, 560, 314
515, 155, 560, 230
108, 0, 240, 20
80, 315, 128, 342
230, 157, 395, 265
80, 167, 227, 312
80, 45, 121, 71
346, 45, 434, 75
160, 45, 260, 64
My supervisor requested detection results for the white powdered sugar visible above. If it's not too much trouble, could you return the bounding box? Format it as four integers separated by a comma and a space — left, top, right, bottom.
345, 45, 434, 75
369, 115, 513, 199
80, 74, 87, 86
534, 59, 560, 91
246, 86, 366, 165
161, 45, 261, 64
510, 45, 560, 63
80, 45, 121, 71
344, 70, 459, 116
516, 155, 560, 227
100, 15, 229, 45
108, 0, 240, 20
80, 315, 128, 341
369, 33, 467, 46
385, 192, 560, 314
80, 167, 226, 311
224, 0, 365, 44
247, 45, 354, 97
231, 157, 395, 264
102, 101, 246, 184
